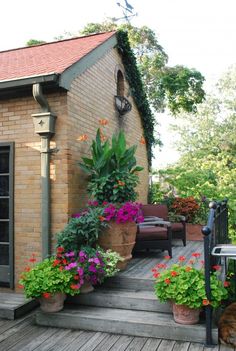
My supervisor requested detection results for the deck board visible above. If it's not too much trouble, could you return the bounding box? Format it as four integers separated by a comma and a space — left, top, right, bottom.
0, 313, 233, 351
122, 240, 204, 279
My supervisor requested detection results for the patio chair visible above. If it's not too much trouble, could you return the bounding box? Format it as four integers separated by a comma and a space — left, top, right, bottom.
134, 216, 172, 257
140, 204, 186, 246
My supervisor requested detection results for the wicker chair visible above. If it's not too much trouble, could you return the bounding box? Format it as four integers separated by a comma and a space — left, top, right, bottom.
140, 204, 186, 246
134, 210, 172, 257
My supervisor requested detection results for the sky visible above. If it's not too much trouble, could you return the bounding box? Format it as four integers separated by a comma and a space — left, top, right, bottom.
1, 0, 236, 168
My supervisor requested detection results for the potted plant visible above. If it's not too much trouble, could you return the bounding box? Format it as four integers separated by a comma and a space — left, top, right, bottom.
98, 201, 144, 269
152, 253, 228, 324
19, 249, 83, 312
56, 202, 109, 252
77, 120, 145, 269
169, 196, 208, 240
78, 120, 144, 204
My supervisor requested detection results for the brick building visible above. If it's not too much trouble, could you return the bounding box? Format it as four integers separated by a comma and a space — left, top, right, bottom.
0, 31, 149, 290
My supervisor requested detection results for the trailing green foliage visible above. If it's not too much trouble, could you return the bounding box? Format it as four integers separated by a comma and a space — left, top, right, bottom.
116, 30, 156, 165
56, 206, 108, 251
79, 128, 143, 203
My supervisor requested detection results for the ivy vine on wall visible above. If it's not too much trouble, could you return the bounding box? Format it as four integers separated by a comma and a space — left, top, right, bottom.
116, 30, 159, 168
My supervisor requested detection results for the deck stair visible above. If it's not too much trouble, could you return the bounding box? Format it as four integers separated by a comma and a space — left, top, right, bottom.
0, 292, 37, 319
36, 273, 218, 344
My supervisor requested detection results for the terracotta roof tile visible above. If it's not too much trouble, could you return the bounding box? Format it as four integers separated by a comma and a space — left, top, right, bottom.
0, 32, 116, 81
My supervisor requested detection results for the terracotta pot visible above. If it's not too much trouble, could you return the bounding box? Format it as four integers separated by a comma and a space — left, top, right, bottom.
38, 292, 66, 313
186, 223, 203, 241
172, 303, 200, 325
98, 221, 137, 270
80, 280, 94, 294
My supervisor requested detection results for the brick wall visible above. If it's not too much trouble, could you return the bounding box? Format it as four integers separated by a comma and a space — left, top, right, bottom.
0, 92, 69, 289
67, 47, 149, 214
0, 46, 149, 290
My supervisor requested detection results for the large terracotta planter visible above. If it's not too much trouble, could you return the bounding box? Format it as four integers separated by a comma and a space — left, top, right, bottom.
186, 223, 203, 241
172, 303, 200, 324
38, 292, 66, 313
98, 221, 137, 270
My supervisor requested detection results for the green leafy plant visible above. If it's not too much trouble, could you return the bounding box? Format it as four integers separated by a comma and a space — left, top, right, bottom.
19, 254, 82, 299
78, 126, 143, 203
56, 201, 143, 252
56, 204, 109, 252
153, 253, 228, 309
100, 249, 123, 278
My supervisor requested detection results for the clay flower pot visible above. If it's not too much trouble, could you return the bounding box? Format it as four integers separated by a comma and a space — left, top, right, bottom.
172, 302, 200, 325
80, 280, 94, 294
98, 221, 137, 270
39, 292, 66, 313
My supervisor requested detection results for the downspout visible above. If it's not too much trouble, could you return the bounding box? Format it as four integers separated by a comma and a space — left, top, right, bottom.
31, 84, 57, 259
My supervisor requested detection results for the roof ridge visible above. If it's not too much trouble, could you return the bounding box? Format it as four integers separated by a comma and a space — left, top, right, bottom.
0, 31, 116, 54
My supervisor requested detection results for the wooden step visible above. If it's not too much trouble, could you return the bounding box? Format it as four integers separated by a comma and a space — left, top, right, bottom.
67, 288, 172, 314
0, 293, 38, 319
102, 276, 155, 291
36, 305, 218, 344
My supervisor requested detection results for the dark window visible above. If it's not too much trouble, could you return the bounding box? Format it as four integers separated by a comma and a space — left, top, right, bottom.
0, 222, 9, 242
117, 70, 125, 96
0, 244, 9, 265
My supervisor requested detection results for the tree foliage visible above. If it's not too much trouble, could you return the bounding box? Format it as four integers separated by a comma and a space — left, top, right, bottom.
80, 21, 205, 114
26, 39, 46, 46
155, 65, 236, 240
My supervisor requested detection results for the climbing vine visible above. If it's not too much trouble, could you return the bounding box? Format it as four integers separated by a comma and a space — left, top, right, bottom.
116, 30, 158, 167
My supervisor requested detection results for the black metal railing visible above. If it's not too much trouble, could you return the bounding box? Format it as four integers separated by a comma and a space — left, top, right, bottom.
202, 199, 228, 346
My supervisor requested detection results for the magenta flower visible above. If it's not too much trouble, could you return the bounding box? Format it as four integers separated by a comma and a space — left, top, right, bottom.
65, 262, 77, 270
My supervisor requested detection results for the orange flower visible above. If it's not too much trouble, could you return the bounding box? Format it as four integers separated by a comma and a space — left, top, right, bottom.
202, 299, 210, 306
171, 271, 178, 277
164, 278, 171, 284
140, 136, 146, 145
18, 284, 24, 289
100, 135, 107, 142
24, 266, 31, 272
185, 266, 192, 272
57, 247, 64, 253
178, 256, 186, 262
212, 265, 221, 271
118, 180, 125, 186
164, 255, 171, 260
29, 257, 36, 263
74, 275, 79, 280
224, 281, 230, 287
70, 284, 79, 290
42, 292, 51, 299
77, 134, 88, 142
99, 119, 108, 126
98, 216, 106, 222
52, 259, 61, 267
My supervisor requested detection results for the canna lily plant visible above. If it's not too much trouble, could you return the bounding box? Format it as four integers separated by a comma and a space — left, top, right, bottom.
152, 253, 228, 309
78, 119, 144, 203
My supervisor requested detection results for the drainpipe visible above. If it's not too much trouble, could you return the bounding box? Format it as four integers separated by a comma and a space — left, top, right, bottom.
31, 83, 57, 259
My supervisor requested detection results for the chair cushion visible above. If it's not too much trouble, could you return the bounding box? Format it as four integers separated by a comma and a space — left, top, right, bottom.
137, 226, 168, 240
171, 222, 184, 232
141, 204, 168, 221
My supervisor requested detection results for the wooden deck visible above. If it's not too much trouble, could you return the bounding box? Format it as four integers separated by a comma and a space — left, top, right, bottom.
0, 312, 233, 351
124, 240, 204, 279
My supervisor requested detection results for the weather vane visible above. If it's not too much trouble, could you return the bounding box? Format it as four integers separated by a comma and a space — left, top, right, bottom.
113, 0, 137, 23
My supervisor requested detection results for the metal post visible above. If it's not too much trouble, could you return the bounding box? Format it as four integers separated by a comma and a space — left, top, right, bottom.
41, 136, 50, 259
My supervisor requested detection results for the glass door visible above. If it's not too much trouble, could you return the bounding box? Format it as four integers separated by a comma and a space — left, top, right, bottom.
0, 144, 13, 287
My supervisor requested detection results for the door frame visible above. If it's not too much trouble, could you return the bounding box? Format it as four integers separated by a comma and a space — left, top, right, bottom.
0, 142, 14, 288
